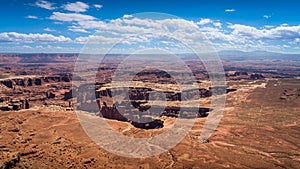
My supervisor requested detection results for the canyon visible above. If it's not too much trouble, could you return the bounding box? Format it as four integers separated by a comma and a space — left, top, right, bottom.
0, 54, 299, 168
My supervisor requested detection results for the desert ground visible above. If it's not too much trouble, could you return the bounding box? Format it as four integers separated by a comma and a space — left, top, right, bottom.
0, 54, 299, 168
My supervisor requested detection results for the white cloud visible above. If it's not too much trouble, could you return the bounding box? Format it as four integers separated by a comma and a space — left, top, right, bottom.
123, 14, 133, 19
62, 1, 89, 13
0, 32, 71, 43
83, 19, 300, 51
200, 27, 237, 42
53, 22, 63, 24
213, 22, 222, 28
94, 4, 103, 9
77, 20, 106, 29
264, 25, 274, 29
75, 17, 214, 47
74, 17, 211, 53
49, 12, 96, 22
228, 24, 300, 40
68, 28, 88, 33
26, 15, 38, 19
197, 19, 222, 28
197, 18, 212, 25
283, 44, 290, 48
263, 15, 271, 19
44, 27, 56, 32
35, 0, 56, 10
109, 18, 198, 33
290, 38, 300, 45
22, 45, 33, 49
10, 12, 300, 53
225, 9, 235, 12
75, 35, 120, 44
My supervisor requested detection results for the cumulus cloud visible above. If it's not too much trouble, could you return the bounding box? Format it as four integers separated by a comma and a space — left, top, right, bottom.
44, 27, 56, 32
197, 18, 222, 28
197, 18, 212, 25
94, 4, 103, 9
123, 14, 133, 19
73, 17, 210, 53
228, 24, 300, 40
263, 15, 271, 19
68, 27, 88, 33
0, 32, 71, 43
35, 0, 56, 10
112, 18, 198, 32
213, 22, 222, 28
62, 1, 89, 12
264, 25, 274, 29
225, 9, 235, 12
75, 35, 120, 44
77, 20, 106, 29
72, 17, 219, 48
49, 12, 96, 22
26, 15, 38, 19
200, 27, 237, 42
93, 17, 299, 52
15, 10, 300, 53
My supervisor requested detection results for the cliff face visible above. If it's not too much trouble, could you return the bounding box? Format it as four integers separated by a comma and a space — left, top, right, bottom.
226, 71, 265, 80
0, 75, 73, 111
0, 76, 72, 88
73, 85, 213, 129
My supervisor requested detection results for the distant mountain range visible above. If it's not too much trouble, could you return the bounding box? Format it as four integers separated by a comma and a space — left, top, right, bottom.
218, 50, 300, 61
0, 50, 300, 63
0, 53, 77, 63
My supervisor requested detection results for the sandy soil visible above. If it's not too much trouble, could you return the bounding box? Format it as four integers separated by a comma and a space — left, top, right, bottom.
0, 79, 299, 168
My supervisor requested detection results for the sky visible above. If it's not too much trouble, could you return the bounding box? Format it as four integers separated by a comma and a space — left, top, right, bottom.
0, 0, 300, 53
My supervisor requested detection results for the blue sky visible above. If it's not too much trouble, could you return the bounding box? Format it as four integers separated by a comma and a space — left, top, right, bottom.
0, 0, 300, 53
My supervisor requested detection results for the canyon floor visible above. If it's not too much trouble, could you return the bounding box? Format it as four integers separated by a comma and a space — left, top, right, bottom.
1, 78, 299, 169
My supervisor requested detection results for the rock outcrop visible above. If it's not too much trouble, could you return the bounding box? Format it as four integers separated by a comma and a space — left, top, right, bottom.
280, 88, 300, 100
249, 73, 264, 80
